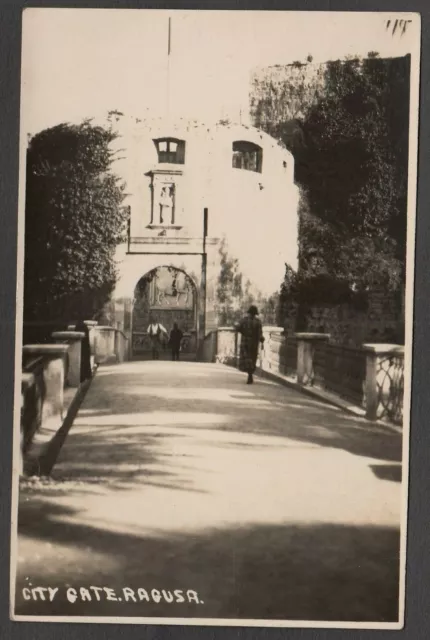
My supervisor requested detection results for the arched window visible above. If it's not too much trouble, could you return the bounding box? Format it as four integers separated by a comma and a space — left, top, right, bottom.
232, 141, 263, 173
153, 138, 186, 164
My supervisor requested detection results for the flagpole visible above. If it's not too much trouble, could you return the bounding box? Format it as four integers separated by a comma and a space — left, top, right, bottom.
166, 16, 171, 117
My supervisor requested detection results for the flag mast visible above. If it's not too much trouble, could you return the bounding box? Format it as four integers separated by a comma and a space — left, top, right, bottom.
165, 16, 171, 118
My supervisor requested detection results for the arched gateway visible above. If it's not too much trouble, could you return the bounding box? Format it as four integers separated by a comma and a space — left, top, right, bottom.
109, 117, 299, 354
131, 266, 198, 360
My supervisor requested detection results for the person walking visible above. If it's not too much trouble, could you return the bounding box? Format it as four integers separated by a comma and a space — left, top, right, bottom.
236, 305, 265, 384
147, 317, 168, 360
169, 322, 183, 361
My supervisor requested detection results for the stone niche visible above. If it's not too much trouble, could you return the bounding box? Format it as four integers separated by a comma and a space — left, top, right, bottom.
146, 169, 183, 229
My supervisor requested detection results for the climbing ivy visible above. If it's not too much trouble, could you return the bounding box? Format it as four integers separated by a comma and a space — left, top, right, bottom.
251, 54, 410, 324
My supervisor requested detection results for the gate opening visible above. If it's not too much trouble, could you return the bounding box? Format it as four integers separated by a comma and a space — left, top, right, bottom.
131, 266, 198, 360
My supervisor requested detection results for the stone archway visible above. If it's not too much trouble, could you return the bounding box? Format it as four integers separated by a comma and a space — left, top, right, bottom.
131, 266, 198, 360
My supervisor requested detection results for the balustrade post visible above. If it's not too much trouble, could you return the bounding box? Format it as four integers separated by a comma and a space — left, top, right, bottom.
295, 333, 330, 386
114, 329, 129, 363
363, 343, 404, 422
22, 345, 69, 421
216, 327, 237, 366
52, 331, 85, 387
84, 320, 98, 367
92, 326, 116, 364
261, 326, 283, 372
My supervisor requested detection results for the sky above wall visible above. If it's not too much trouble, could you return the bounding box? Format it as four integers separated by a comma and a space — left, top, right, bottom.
21, 9, 419, 136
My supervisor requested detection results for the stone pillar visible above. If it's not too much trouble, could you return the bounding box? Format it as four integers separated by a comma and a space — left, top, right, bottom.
52, 331, 84, 387
83, 320, 98, 368
114, 329, 129, 363
93, 326, 117, 364
260, 326, 284, 371
295, 333, 330, 386
363, 343, 404, 421
216, 327, 237, 366
22, 344, 69, 421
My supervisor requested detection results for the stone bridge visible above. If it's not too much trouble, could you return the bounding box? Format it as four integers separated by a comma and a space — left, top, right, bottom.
15, 323, 404, 624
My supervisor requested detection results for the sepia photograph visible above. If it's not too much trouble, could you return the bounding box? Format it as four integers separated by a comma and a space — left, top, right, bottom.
11, 8, 420, 629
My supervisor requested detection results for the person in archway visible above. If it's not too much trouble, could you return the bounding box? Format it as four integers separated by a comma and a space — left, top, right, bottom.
147, 316, 168, 360
236, 305, 265, 384
169, 322, 183, 361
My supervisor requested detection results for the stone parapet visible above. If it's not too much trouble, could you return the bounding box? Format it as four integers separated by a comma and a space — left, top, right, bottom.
52, 331, 85, 387
362, 344, 404, 422
294, 333, 330, 386
23, 344, 69, 421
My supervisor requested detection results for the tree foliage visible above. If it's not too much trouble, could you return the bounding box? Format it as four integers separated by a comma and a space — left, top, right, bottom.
215, 238, 243, 325
252, 55, 410, 322
24, 121, 127, 325
215, 238, 278, 326
295, 56, 409, 289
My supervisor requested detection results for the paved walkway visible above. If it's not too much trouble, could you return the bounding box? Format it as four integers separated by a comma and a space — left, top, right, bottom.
15, 361, 403, 622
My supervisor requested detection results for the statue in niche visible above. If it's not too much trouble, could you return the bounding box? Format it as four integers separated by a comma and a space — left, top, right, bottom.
159, 184, 175, 225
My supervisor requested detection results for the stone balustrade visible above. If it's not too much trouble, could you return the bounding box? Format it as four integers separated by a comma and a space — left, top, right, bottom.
93, 325, 116, 364
115, 328, 129, 363
52, 331, 85, 387
261, 326, 283, 371
19, 320, 129, 475
84, 320, 98, 368
22, 344, 70, 424
214, 327, 239, 366
21, 343, 71, 476
201, 326, 405, 426
362, 343, 405, 424
93, 325, 129, 364
20, 318, 403, 477
295, 332, 331, 385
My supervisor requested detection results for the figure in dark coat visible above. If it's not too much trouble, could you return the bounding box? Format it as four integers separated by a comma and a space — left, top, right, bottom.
75, 320, 92, 382
169, 322, 183, 361
237, 305, 264, 384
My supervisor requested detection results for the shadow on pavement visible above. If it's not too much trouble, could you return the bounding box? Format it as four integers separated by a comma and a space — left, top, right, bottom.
14, 363, 402, 625
15, 496, 400, 623
40, 427, 209, 494
369, 464, 402, 483
72, 366, 403, 464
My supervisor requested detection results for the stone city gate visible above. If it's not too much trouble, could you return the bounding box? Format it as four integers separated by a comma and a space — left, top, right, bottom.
131, 266, 198, 360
